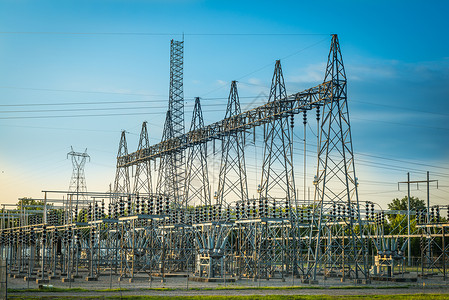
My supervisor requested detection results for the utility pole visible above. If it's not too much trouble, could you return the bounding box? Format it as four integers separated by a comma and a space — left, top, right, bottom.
398, 172, 438, 267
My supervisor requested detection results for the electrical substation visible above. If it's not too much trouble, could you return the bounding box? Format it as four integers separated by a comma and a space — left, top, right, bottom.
1, 35, 447, 290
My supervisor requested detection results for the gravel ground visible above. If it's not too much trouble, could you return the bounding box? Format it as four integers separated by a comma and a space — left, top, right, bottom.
5, 271, 449, 298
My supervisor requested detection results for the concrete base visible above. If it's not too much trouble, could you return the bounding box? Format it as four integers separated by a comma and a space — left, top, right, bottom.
24, 276, 36, 281
372, 276, 417, 282
36, 279, 49, 284
118, 276, 129, 282
353, 279, 371, 284
85, 276, 98, 281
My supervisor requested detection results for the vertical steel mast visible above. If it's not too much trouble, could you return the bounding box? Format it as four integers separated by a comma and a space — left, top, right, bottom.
157, 39, 185, 207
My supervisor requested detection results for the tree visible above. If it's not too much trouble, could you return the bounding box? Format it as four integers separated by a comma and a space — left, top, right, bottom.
16, 197, 54, 225
387, 196, 425, 211
387, 196, 425, 221
387, 196, 425, 257
16, 197, 47, 210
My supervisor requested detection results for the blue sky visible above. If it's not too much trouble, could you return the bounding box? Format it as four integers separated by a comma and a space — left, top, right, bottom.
0, 0, 448, 208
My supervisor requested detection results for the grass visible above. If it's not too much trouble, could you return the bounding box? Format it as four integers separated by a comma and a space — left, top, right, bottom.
6, 294, 449, 300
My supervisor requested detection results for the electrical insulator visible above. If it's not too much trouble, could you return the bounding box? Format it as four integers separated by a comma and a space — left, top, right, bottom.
42, 225, 47, 243
436, 206, 440, 223
148, 196, 153, 215
127, 196, 132, 215
95, 202, 99, 220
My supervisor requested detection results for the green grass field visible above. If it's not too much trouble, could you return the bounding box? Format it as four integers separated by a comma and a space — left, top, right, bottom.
6, 294, 449, 300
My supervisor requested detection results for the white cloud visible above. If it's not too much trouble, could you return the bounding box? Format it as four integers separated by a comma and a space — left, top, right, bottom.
287, 62, 326, 84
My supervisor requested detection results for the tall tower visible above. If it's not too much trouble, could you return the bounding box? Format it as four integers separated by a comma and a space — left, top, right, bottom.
157, 39, 185, 207
133, 121, 153, 195
114, 131, 131, 195
259, 60, 296, 211
216, 81, 248, 206
185, 97, 211, 206
306, 34, 367, 280
67, 147, 90, 209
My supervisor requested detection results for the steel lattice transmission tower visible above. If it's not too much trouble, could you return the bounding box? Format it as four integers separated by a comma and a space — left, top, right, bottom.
133, 121, 153, 195
114, 130, 131, 195
156, 111, 175, 197
185, 97, 211, 206
67, 147, 90, 205
157, 39, 185, 207
306, 34, 368, 281
216, 81, 248, 206
259, 60, 296, 210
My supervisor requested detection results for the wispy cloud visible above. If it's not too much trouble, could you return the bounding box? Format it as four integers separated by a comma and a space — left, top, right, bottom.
347, 58, 449, 83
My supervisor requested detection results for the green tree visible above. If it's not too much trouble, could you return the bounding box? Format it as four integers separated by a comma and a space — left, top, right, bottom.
387, 196, 425, 221
16, 197, 47, 210
387, 196, 425, 211
387, 196, 425, 257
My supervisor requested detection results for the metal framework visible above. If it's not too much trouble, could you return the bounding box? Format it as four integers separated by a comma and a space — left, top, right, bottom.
2, 35, 446, 287
185, 97, 211, 207
217, 81, 249, 206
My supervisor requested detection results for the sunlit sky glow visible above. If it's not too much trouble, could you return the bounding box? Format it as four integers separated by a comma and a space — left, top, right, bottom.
0, 0, 448, 209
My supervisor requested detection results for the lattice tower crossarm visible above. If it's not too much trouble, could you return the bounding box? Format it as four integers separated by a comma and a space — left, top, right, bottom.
118, 82, 325, 167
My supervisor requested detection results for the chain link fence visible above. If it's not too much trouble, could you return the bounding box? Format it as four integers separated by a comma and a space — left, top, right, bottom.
0, 257, 6, 300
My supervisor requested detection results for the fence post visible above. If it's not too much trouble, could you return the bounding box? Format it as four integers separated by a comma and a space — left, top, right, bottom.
0, 257, 7, 300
